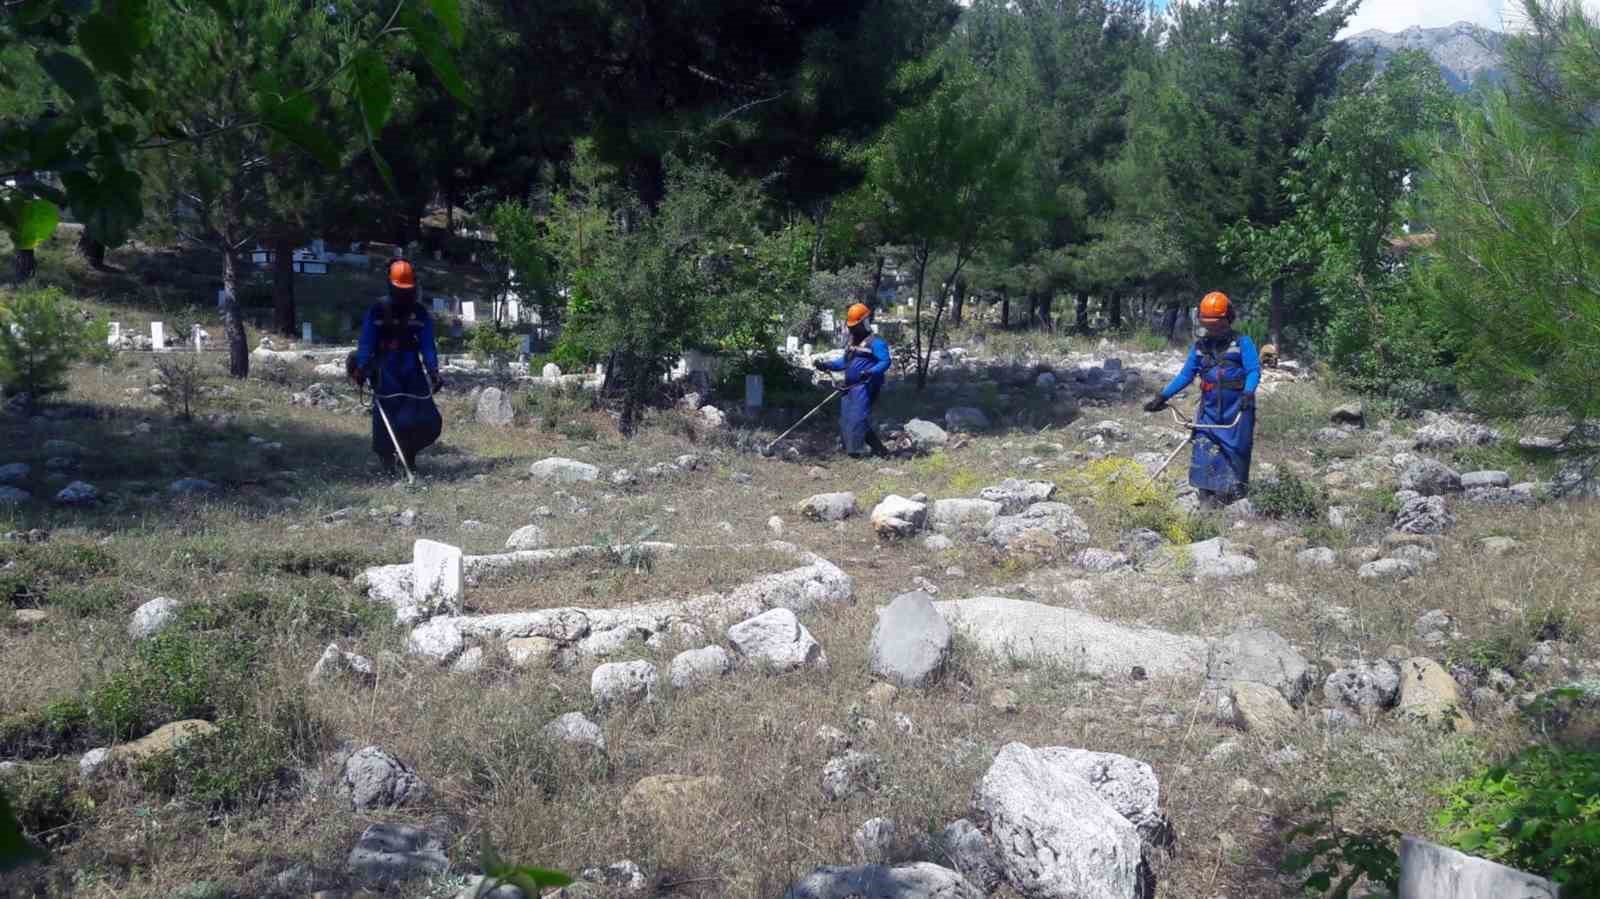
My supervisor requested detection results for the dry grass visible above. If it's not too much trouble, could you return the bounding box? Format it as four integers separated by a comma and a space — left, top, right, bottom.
2, 274, 1597, 899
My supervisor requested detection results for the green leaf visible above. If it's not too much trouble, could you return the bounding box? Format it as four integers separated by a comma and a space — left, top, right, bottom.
399, 7, 471, 105
199, 0, 232, 18
9, 198, 60, 250
351, 49, 393, 135
40, 51, 101, 106
505, 866, 573, 888
368, 144, 397, 196
0, 789, 45, 873
63, 168, 144, 248
16, 0, 55, 26
427, 0, 465, 46
27, 118, 80, 170
263, 103, 340, 170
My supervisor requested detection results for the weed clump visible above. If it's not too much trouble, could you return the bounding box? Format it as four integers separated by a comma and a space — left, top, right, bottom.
1252, 469, 1328, 520
1056, 457, 1208, 543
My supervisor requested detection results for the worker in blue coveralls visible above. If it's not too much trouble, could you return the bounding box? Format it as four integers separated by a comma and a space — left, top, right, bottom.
349, 259, 444, 477
1142, 290, 1261, 505
813, 302, 893, 458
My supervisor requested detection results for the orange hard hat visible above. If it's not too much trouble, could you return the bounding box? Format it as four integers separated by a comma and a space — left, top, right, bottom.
846, 303, 870, 327
1198, 291, 1231, 322
388, 259, 416, 290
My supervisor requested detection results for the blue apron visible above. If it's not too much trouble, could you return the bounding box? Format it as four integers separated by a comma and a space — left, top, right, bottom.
840, 337, 887, 455
367, 303, 442, 459
1189, 335, 1255, 495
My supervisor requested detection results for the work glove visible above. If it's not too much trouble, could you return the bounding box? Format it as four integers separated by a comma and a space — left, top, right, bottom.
812, 359, 828, 372
1240, 393, 1256, 411
1143, 395, 1167, 413
428, 370, 445, 393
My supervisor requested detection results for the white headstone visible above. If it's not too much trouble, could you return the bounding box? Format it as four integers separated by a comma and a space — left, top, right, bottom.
150, 322, 165, 351
461, 301, 476, 322
542, 363, 561, 380
412, 539, 464, 615
432, 297, 446, 313
821, 311, 835, 331
802, 343, 813, 357
192, 326, 203, 353
311, 238, 325, 256
107, 322, 121, 346
302, 321, 313, 343
745, 374, 764, 410
786, 336, 800, 353
506, 300, 520, 322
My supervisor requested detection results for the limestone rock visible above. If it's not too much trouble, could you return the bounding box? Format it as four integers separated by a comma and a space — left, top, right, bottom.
728, 608, 825, 672
971, 742, 1150, 899
872, 495, 928, 539
1207, 628, 1314, 704
54, 481, 99, 505
1412, 416, 1498, 451
505, 525, 548, 550
868, 592, 952, 688
1035, 747, 1172, 847
0, 462, 28, 484
1398, 836, 1557, 899
983, 502, 1090, 558
1359, 558, 1420, 582
1296, 547, 1337, 569
1073, 548, 1131, 572
936, 597, 1207, 678
781, 863, 982, 899
507, 636, 560, 669
799, 492, 858, 522
169, 478, 219, 495
928, 498, 1001, 533
1183, 537, 1258, 580
1461, 470, 1510, 489
337, 746, 430, 811
407, 618, 464, 663
310, 643, 376, 686
590, 660, 659, 710
904, 419, 950, 452
1324, 661, 1401, 714
529, 457, 599, 483
669, 646, 733, 691
978, 479, 1058, 515
621, 774, 723, 830
1395, 495, 1455, 535
1229, 681, 1296, 734
937, 819, 1003, 893
0, 486, 30, 505
1400, 458, 1462, 496
821, 751, 882, 801
346, 823, 448, 886
542, 712, 606, 753
128, 597, 181, 640
114, 719, 219, 766
1329, 404, 1364, 427
475, 387, 515, 426
412, 539, 464, 616
1398, 657, 1474, 731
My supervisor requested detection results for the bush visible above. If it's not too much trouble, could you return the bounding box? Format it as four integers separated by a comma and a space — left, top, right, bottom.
134, 698, 325, 809
86, 625, 256, 742
1435, 746, 1600, 892
0, 286, 99, 410
1252, 469, 1328, 520
152, 353, 210, 420
1280, 792, 1401, 898
1057, 457, 1211, 543
469, 324, 522, 379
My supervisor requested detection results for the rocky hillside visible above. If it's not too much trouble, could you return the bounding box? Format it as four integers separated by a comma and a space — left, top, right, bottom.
1344, 21, 1508, 92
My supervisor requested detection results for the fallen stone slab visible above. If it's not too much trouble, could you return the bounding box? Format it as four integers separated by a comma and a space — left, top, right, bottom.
781, 863, 983, 899
869, 591, 952, 687
928, 498, 1001, 533
347, 822, 448, 886
1398, 835, 1557, 899
728, 608, 826, 673
935, 597, 1207, 678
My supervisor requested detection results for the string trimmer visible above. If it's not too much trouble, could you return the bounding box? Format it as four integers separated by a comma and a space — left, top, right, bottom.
1145, 399, 1244, 488
760, 376, 843, 457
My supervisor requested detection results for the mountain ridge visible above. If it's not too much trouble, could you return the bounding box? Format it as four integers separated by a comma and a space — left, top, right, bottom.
1342, 20, 1507, 92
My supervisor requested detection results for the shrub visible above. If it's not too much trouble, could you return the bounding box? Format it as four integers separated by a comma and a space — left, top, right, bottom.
152, 353, 210, 420
1435, 746, 1600, 892
86, 625, 256, 742
1280, 792, 1401, 898
1057, 457, 1209, 543
469, 324, 522, 379
134, 697, 325, 810
1252, 469, 1328, 520
0, 286, 99, 410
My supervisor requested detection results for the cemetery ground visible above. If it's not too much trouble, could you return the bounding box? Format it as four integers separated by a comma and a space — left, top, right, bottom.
4, 247, 1600, 898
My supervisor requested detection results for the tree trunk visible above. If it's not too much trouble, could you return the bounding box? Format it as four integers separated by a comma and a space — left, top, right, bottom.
222, 248, 249, 378
867, 254, 885, 318
1039, 293, 1055, 332
13, 248, 36, 284
999, 286, 1009, 329
272, 233, 297, 336
1108, 291, 1122, 330
1074, 290, 1090, 333
1162, 302, 1182, 342
913, 252, 929, 389
75, 232, 107, 270
1269, 278, 1285, 348
951, 276, 966, 327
